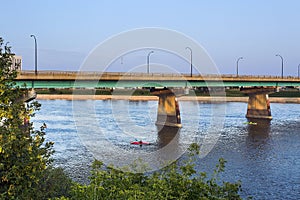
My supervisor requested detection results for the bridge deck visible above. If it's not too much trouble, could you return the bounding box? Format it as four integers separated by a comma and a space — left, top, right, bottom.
15, 71, 300, 88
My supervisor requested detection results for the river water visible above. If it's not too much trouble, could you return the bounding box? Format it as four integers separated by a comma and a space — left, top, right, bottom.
33, 99, 299, 199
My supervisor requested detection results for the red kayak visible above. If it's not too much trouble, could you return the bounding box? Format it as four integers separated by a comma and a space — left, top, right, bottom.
130, 141, 150, 145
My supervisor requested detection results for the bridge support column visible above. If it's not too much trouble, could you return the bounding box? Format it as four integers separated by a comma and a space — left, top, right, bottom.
241, 87, 276, 120
151, 88, 182, 128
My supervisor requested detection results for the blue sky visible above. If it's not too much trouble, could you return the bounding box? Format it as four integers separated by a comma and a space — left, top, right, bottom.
2, 0, 300, 76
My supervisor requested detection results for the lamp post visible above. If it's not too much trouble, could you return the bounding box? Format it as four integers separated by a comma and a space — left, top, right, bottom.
236, 57, 243, 77
185, 47, 193, 77
275, 54, 283, 78
147, 51, 154, 74
30, 35, 38, 75
298, 64, 300, 79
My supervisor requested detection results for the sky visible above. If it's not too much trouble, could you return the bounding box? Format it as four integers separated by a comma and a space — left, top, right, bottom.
2, 0, 300, 76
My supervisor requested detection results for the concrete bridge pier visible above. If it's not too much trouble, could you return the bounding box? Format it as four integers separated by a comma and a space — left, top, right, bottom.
151, 88, 182, 128
241, 87, 276, 120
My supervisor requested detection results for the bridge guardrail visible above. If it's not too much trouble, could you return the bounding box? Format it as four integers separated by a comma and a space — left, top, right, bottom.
19, 70, 300, 80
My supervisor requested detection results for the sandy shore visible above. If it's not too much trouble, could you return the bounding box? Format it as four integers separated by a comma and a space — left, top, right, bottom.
36, 94, 300, 103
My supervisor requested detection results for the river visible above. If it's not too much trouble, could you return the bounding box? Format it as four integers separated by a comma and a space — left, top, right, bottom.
33, 99, 300, 199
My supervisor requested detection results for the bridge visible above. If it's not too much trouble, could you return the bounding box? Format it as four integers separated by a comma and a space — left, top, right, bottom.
16, 71, 300, 127
16, 71, 300, 88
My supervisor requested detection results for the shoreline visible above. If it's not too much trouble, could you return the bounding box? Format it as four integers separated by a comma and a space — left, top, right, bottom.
36, 94, 300, 104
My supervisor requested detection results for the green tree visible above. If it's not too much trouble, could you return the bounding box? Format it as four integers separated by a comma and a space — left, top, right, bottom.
0, 38, 54, 199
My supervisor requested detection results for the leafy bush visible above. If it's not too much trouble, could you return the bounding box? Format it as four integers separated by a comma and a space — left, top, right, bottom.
69, 143, 242, 200
36, 167, 73, 199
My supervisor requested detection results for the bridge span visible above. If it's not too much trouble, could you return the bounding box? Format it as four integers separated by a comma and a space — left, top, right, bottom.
16, 71, 300, 88
16, 71, 300, 127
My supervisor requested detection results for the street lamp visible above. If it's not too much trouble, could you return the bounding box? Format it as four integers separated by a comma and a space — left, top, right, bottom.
185, 47, 193, 77
30, 35, 38, 75
147, 51, 154, 74
275, 54, 283, 78
236, 57, 243, 77
298, 64, 300, 79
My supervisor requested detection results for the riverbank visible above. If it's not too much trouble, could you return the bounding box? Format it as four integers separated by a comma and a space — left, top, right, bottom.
36, 94, 300, 103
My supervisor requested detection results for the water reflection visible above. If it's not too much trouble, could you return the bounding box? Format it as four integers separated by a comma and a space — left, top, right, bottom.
156, 125, 180, 148
246, 118, 271, 144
